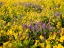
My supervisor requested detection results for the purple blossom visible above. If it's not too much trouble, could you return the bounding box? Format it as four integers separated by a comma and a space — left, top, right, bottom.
32, 27, 35, 32
36, 21, 42, 25
42, 23, 46, 29
22, 24, 28, 29
34, 24, 39, 32
29, 23, 33, 30
54, 12, 62, 16
40, 27, 42, 33
46, 22, 50, 29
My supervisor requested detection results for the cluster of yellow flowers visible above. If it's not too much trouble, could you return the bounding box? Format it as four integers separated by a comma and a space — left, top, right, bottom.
0, 0, 64, 48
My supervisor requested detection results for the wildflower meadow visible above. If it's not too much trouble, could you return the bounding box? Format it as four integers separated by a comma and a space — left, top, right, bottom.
0, 0, 64, 48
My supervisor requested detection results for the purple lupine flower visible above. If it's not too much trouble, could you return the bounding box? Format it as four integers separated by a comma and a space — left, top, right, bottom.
42, 23, 46, 29
36, 22, 39, 25
54, 12, 62, 16
46, 25, 48, 29
40, 27, 42, 33
29, 23, 33, 30
34, 24, 39, 32
22, 24, 28, 29
37, 21, 42, 25
46, 22, 50, 29
32, 26, 35, 32
36, 21, 40, 25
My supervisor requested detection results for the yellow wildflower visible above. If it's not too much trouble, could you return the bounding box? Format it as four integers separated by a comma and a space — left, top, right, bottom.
25, 36, 29, 39
60, 36, 64, 42
62, 14, 64, 18
18, 25, 23, 30
52, 19, 55, 22
7, 22, 11, 26
62, 28, 64, 33
57, 44, 64, 48
52, 32, 57, 39
53, 45, 57, 48
46, 45, 51, 48
25, 29, 29, 33
3, 41, 10, 47
7, 29, 13, 35
56, 25, 60, 29
35, 40, 39, 46
8, 43, 13, 48
20, 37, 24, 41
39, 35, 44, 40
57, 22, 61, 26
40, 43, 44, 48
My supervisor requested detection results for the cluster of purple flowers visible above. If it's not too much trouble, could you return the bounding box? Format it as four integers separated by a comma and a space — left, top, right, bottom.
54, 11, 62, 16
22, 21, 54, 33
23, 2, 42, 8
22, 21, 57, 39
22, 2, 43, 12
